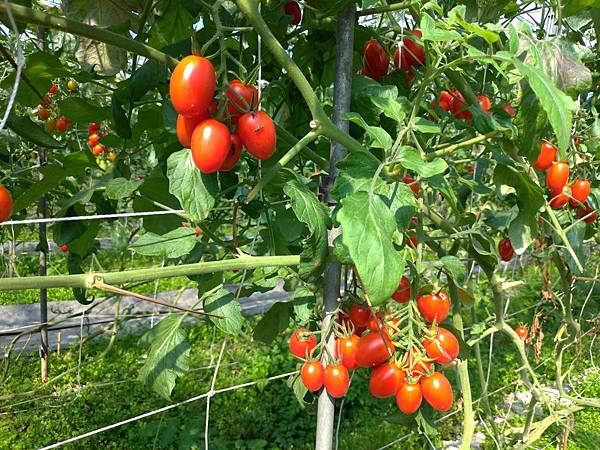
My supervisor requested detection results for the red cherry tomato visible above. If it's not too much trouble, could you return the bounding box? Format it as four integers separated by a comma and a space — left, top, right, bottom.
402, 175, 420, 196
417, 291, 450, 323
238, 111, 276, 160
421, 372, 453, 411
498, 238, 515, 262
396, 382, 422, 414
392, 275, 412, 303
324, 364, 350, 398
449, 90, 472, 120
423, 327, 459, 364
191, 119, 231, 174
576, 203, 598, 224
176, 113, 207, 148
431, 91, 452, 113
407, 234, 418, 249
534, 140, 557, 171
289, 328, 317, 359
355, 332, 395, 368
48, 83, 58, 95
226, 80, 259, 119
503, 104, 516, 117
88, 133, 101, 148
546, 161, 569, 192
549, 187, 569, 209
477, 95, 491, 113
369, 362, 405, 398
336, 334, 360, 370
88, 122, 100, 135
300, 361, 324, 391
92, 144, 105, 157
40, 95, 52, 107
405, 348, 433, 381
169, 55, 216, 118
38, 107, 50, 120
569, 179, 590, 207
366, 312, 398, 336
220, 133, 243, 171
363, 39, 389, 80
348, 304, 370, 327
59, 244, 68, 253
0, 185, 13, 223
395, 29, 425, 71
55, 116, 70, 133
515, 325, 528, 341
284, 1, 301, 26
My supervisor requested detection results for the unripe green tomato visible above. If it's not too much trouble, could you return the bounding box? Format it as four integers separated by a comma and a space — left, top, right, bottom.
96, 157, 109, 171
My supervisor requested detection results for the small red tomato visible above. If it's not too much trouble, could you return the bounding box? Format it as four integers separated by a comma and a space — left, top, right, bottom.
417, 291, 450, 323
392, 275, 412, 303
431, 91, 452, 113
55, 116, 70, 133
355, 332, 395, 368
364, 39, 389, 80
569, 179, 590, 207
289, 328, 317, 359
59, 244, 68, 253
498, 238, 515, 262
226, 80, 259, 119
402, 175, 420, 196
191, 119, 232, 174
88, 122, 101, 135
40, 95, 52, 107
449, 90, 472, 120
574, 136, 581, 147
92, 144, 105, 157
48, 83, 58, 95
396, 382, 422, 414
169, 55, 216, 118
405, 348, 433, 381
369, 362, 405, 398
503, 104, 516, 117
88, 133, 101, 148
220, 133, 243, 171
336, 334, 360, 370
38, 107, 50, 120
407, 234, 418, 249
193, 226, 201, 237
394, 29, 425, 71
324, 364, 350, 398
0, 185, 13, 223
423, 327, 459, 364
576, 203, 598, 224
176, 113, 207, 148
238, 111, 276, 160
549, 187, 569, 209
367, 312, 398, 336
546, 161, 569, 192
515, 325, 528, 341
534, 140, 557, 171
300, 360, 324, 391
421, 371, 453, 411
477, 95, 491, 113
349, 304, 370, 327
284, 1, 301, 26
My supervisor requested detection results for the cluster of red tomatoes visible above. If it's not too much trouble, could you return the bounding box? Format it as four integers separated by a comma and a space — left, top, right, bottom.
430, 89, 498, 121
87, 122, 116, 161
170, 55, 277, 174
291, 276, 458, 414
37, 83, 72, 134
358, 30, 424, 83
534, 140, 597, 222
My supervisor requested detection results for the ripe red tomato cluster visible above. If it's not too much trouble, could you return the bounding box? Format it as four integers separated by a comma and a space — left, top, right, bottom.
295, 276, 457, 415
534, 140, 597, 223
170, 55, 277, 174
430, 90, 492, 121
87, 122, 110, 157
37, 83, 74, 133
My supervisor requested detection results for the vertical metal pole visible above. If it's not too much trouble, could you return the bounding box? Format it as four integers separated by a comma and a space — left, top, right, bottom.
316, 5, 355, 450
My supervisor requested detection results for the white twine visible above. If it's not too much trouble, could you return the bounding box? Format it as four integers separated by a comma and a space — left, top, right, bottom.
0, 209, 185, 226
0, 0, 24, 132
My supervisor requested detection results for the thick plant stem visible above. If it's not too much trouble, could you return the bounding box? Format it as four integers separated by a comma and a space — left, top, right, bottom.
316, 5, 355, 450
0, 3, 178, 69
0, 255, 300, 290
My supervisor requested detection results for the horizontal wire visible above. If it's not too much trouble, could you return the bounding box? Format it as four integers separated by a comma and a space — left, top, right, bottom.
0, 209, 185, 226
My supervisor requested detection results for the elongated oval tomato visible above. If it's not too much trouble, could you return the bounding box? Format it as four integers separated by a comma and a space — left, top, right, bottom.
355, 332, 395, 367
349, 304, 370, 327
549, 187, 569, 209
534, 140, 557, 171
300, 361, 324, 391
498, 238, 515, 262
190, 119, 231, 174
503, 104, 516, 117
324, 364, 350, 398
55, 116, 70, 133
477, 95, 491, 113
289, 328, 317, 359
364, 39, 389, 79
577, 203, 598, 224
570, 179, 590, 207
220, 133, 243, 171
546, 161, 569, 192
392, 275, 412, 303
449, 90, 471, 120
422, 327, 459, 364
395, 29, 424, 71
402, 175, 420, 197
226, 80, 259, 118
369, 362, 405, 398
396, 383, 422, 414
417, 291, 450, 323
284, 1, 302, 25
421, 371, 453, 411
238, 111, 277, 160
176, 113, 207, 148
336, 334, 360, 370
169, 55, 216, 117
38, 107, 50, 120
88, 122, 101, 135
0, 185, 13, 223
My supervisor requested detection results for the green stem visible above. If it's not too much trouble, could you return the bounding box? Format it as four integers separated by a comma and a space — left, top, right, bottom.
356, 1, 414, 16
0, 3, 178, 69
428, 131, 498, 159
275, 124, 329, 171
0, 255, 300, 290
545, 205, 584, 272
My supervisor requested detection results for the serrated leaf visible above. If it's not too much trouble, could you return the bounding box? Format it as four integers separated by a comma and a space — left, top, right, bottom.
342, 112, 393, 149
106, 177, 141, 200
420, 13, 462, 41
253, 302, 290, 344
397, 146, 447, 178
167, 149, 218, 222
338, 191, 404, 305
12, 165, 67, 212
58, 97, 111, 123
138, 315, 190, 400
291, 287, 316, 324
440, 256, 466, 285
148, 2, 196, 48
331, 151, 381, 200
203, 288, 244, 335
370, 96, 407, 122
411, 117, 441, 134
130, 227, 197, 259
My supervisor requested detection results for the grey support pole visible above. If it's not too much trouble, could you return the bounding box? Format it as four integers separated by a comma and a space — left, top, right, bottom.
315, 4, 355, 450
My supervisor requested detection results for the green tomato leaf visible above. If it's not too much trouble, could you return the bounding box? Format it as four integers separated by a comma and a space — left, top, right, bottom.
420, 13, 462, 41
253, 302, 291, 344
440, 256, 467, 285
58, 97, 112, 123
331, 151, 381, 201
106, 177, 141, 200
370, 96, 407, 122
397, 146, 447, 178
130, 227, 197, 259
411, 117, 441, 134
291, 287, 316, 325
342, 112, 393, 149
6, 113, 64, 149
203, 288, 245, 335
